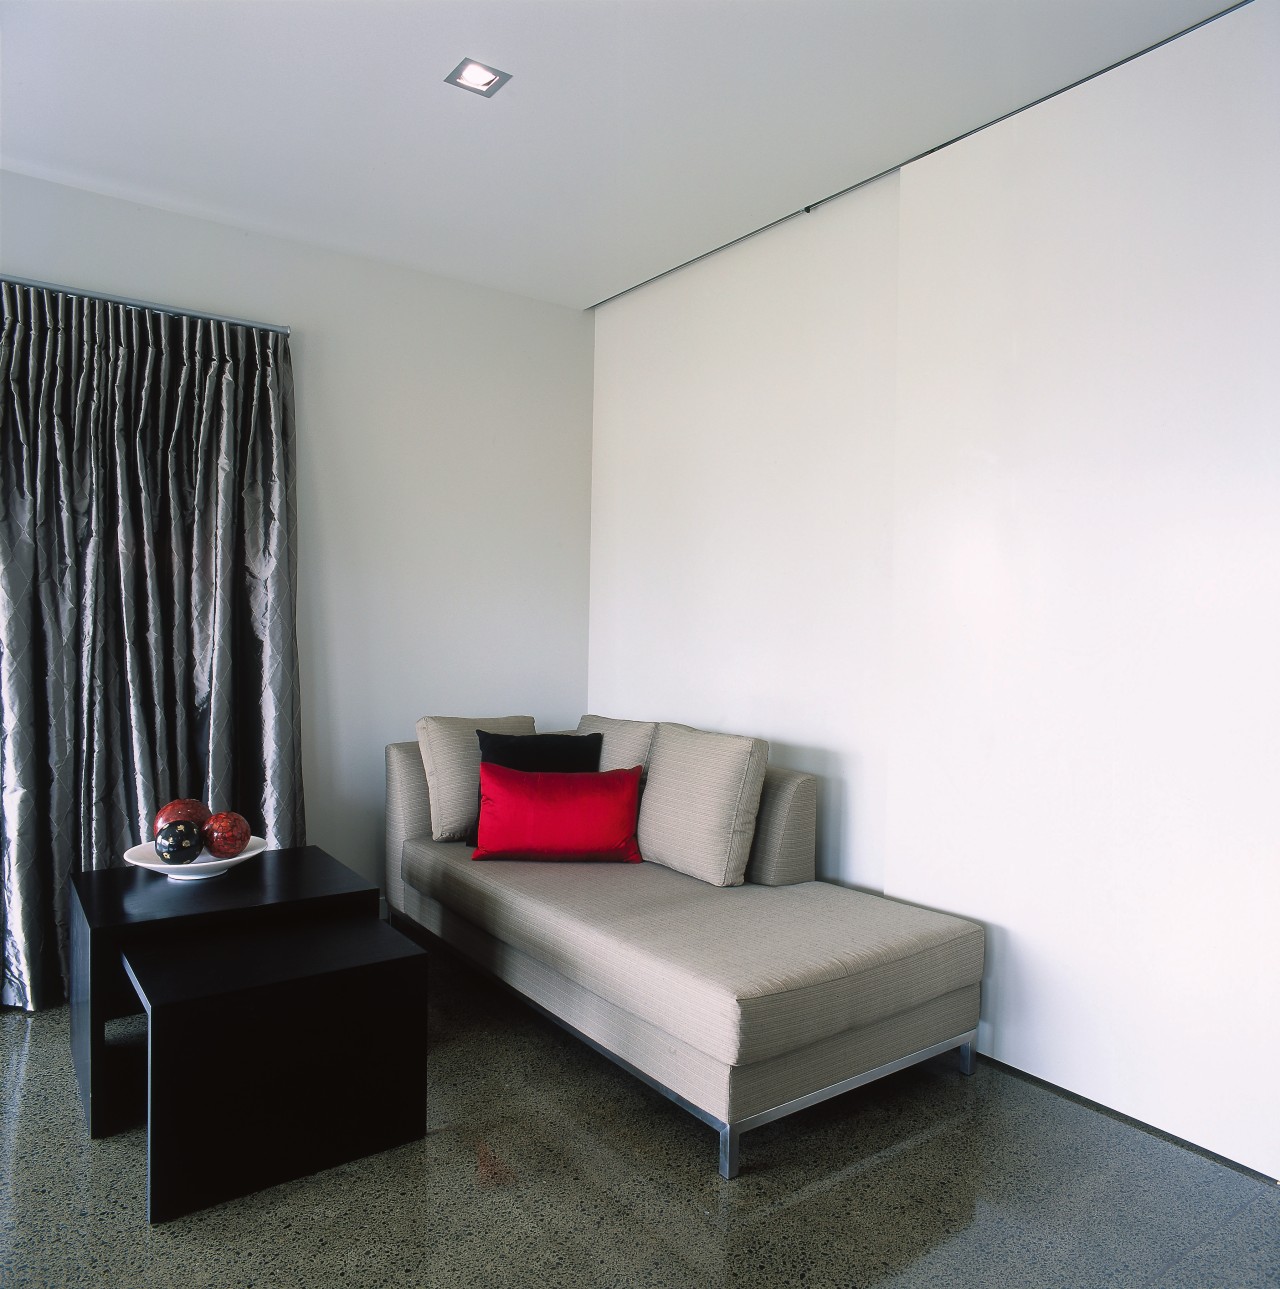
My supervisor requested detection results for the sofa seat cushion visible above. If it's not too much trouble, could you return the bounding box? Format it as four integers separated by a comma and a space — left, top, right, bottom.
401, 839, 984, 1068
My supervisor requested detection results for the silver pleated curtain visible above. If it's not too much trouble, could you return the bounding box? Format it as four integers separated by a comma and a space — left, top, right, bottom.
0, 280, 305, 1010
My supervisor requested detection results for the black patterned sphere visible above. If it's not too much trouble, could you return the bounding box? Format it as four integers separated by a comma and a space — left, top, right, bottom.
155, 819, 205, 864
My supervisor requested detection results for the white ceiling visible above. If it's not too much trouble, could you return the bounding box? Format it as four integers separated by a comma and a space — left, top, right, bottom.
0, 0, 1241, 309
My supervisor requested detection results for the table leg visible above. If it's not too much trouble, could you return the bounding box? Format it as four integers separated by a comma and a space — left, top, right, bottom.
68, 889, 100, 1134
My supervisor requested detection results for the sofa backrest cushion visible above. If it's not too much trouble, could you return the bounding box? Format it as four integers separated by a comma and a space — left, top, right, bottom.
637, 722, 769, 887
416, 715, 536, 841
744, 768, 819, 885
575, 714, 657, 777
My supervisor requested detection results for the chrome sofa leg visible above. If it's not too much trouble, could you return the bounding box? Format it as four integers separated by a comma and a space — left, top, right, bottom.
958, 1039, 975, 1076
719, 1124, 740, 1179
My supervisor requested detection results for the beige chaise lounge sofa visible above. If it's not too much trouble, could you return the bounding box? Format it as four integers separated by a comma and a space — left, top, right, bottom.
385, 714, 985, 1177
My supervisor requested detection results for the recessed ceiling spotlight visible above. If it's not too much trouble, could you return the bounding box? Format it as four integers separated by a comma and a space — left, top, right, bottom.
445, 59, 512, 98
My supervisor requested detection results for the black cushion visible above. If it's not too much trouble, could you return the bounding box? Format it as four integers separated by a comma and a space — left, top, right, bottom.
467, 730, 604, 846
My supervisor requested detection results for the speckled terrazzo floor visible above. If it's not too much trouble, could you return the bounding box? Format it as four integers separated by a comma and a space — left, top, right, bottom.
3, 947, 1277, 1289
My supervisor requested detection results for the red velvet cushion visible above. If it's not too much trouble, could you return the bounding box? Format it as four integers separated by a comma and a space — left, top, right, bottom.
473, 762, 643, 862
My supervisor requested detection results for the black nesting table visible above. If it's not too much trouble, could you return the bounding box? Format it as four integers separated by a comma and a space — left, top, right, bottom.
70, 845, 428, 1222
122, 917, 427, 1222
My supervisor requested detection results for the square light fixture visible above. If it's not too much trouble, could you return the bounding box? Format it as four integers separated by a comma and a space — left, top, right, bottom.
445, 59, 512, 98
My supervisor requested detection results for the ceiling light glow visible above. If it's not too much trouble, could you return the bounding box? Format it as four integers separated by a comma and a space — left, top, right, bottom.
458, 62, 498, 90
445, 58, 512, 98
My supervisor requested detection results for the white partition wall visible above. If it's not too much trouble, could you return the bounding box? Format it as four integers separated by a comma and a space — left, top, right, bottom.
888, 0, 1280, 1177
591, 0, 1280, 1177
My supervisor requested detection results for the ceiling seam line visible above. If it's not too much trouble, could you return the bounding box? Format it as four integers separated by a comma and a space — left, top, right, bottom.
587, 0, 1255, 312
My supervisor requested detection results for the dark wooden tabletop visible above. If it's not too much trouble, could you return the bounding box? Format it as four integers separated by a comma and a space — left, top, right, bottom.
71, 845, 377, 932
123, 918, 425, 1008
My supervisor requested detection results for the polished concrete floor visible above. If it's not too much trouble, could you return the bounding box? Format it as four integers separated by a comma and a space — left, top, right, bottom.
2, 948, 1276, 1289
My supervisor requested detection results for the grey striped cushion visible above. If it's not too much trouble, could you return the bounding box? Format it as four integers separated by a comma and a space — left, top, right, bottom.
416, 715, 535, 841
636, 723, 768, 887
575, 714, 657, 774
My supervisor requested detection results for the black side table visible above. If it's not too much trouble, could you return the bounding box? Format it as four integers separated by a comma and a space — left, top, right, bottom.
123, 918, 428, 1222
70, 846, 379, 1136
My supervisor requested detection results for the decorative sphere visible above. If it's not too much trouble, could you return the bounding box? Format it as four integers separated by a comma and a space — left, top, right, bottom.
202, 811, 251, 859
155, 819, 206, 864
154, 798, 212, 837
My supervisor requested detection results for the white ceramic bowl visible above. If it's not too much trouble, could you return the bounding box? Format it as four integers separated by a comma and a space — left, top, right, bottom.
124, 835, 267, 881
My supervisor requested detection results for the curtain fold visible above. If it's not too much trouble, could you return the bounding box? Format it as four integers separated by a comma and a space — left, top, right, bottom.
0, 280, 305, 1010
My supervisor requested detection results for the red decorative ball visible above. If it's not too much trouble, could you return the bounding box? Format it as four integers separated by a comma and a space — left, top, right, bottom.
202, 811, 251, 859
154, 798, 212, 838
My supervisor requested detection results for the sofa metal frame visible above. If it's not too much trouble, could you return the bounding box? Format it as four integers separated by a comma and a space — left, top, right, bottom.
533, 1001, 977, 1179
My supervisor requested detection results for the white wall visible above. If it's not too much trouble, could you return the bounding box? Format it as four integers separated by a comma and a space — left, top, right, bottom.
889, 0, 1279, 1179
590, 0, 1279, 1178
0, 173, 595, 887
590, 176, 901, 888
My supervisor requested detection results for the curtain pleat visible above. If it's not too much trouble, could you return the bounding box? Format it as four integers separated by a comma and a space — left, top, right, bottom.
0, 281, 305, 1011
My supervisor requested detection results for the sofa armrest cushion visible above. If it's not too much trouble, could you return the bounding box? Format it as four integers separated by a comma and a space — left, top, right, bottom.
416, 714, 536, 840
385, 740, 433, 912
745, 767, 819, 885
637, 722, 768, 887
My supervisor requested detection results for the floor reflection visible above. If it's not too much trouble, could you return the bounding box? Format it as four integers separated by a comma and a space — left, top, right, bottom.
2, 947, 1276, 1289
